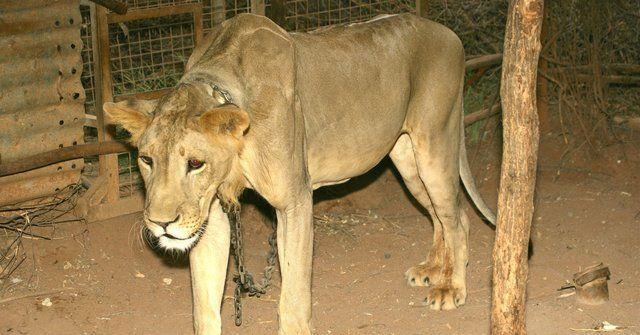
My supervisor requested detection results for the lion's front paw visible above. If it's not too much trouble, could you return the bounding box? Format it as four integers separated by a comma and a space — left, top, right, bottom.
424, 285, 466, 310
404, 261, 442, 287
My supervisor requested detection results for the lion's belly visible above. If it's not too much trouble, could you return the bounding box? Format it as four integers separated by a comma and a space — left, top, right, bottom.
295, 25, 413, 187
305, 110, 406, 187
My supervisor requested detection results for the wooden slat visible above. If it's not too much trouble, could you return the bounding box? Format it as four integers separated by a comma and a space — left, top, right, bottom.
106, 3, 200, 23
95, 4, 121, 203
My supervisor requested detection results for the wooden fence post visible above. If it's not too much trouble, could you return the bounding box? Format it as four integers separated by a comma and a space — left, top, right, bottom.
94, 4, 121, 203
491, 1, 544, 334
416, 0, 429, 18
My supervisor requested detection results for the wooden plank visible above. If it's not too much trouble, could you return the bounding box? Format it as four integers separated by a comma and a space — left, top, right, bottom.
95, 4, 121, 203
114, 88, 171, 102
251, 0, 266, 16
193, 4, 203, 46
87, 192, 144, 222
106, 3, 201, 23
88, 0, 128, 14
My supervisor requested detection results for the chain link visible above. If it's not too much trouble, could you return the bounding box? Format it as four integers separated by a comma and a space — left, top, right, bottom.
226, 205, 278, 327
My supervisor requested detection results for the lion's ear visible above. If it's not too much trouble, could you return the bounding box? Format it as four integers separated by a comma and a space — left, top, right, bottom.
103, 99, 156, 143
200, 105, 250, 139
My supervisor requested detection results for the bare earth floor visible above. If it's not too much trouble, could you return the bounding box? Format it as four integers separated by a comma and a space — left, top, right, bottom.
1, 133, 639, 335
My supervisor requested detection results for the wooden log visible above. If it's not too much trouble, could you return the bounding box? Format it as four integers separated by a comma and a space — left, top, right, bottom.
576, 74, 640, 85
491, 0, 544, 334
0, 141, 131, 177
464, 104, 501, 126
465, 53, 503, 71
613, 116, 640, 131
549, 63, 640, 75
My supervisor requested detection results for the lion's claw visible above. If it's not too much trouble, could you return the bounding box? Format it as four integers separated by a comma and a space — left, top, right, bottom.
424, 285, 466, 310
405, 261, 441, 287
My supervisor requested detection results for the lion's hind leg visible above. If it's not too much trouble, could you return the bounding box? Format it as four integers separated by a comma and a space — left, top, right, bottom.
409, 125, 468, 311
390, 124, 468, 310
389, 134, 445, 288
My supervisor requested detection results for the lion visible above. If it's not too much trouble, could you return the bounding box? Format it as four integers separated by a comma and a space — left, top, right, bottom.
104, 13, 496, 335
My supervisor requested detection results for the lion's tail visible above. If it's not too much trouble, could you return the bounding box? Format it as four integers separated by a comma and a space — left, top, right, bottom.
459, 104, 497, 226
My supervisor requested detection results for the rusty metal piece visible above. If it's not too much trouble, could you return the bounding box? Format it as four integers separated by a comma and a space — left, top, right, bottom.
574, 263, 611, 305
0, 170, 80, 206
0, 0, 85, 204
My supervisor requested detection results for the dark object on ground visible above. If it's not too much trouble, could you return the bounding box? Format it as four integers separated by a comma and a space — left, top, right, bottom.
574, 263, 611, 305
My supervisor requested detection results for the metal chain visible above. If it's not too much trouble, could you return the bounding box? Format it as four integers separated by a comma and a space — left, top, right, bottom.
226, 205, 278, 327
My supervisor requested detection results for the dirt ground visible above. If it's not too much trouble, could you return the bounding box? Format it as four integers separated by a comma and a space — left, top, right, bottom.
1, 126, 639, 335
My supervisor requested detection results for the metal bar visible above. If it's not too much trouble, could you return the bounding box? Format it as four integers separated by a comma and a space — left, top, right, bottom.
95, 5, 121, 203
0, 141, 131, 177
107, 3, 202, 23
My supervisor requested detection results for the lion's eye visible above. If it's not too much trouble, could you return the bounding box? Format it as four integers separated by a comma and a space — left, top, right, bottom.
187, 158, 205, 171
139, 155, 153, 167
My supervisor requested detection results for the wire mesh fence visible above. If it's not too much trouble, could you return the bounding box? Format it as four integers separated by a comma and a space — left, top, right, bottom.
78, 0, 417, 200
284, 0, 414, 31
203, 0, 252, 32
109, 13, 195, 96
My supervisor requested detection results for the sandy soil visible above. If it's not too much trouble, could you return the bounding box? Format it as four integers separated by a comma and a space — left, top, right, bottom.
1, 128, 639, 335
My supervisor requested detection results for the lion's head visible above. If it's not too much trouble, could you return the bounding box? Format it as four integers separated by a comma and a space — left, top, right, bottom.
104, 83, 248, 251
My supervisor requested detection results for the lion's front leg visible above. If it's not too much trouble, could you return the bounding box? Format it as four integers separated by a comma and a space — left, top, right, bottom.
189, 199, 230, 335
275, 191, 314, 335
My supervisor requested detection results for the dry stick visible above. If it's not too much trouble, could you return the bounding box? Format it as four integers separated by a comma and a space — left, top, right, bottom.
491, 1, 543, 335
0, 287, 76, 305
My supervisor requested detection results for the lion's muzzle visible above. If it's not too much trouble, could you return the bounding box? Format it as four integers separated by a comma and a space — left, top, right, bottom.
145, 212, 203, 251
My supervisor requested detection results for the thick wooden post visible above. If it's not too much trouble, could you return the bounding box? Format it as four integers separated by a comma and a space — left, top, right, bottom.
94, 4, 121, 203
416, 0, 429, 18
491, 1, 544, 335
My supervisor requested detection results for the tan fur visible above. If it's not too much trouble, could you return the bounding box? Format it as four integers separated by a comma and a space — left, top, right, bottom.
106, 13, 496, 334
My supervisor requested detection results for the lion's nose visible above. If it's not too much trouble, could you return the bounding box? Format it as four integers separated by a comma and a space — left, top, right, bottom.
147, 214, 181, 229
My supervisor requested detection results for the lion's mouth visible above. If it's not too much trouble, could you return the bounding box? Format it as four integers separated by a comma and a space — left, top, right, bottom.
155, 219, 209, 251
162, 233, 193, 240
